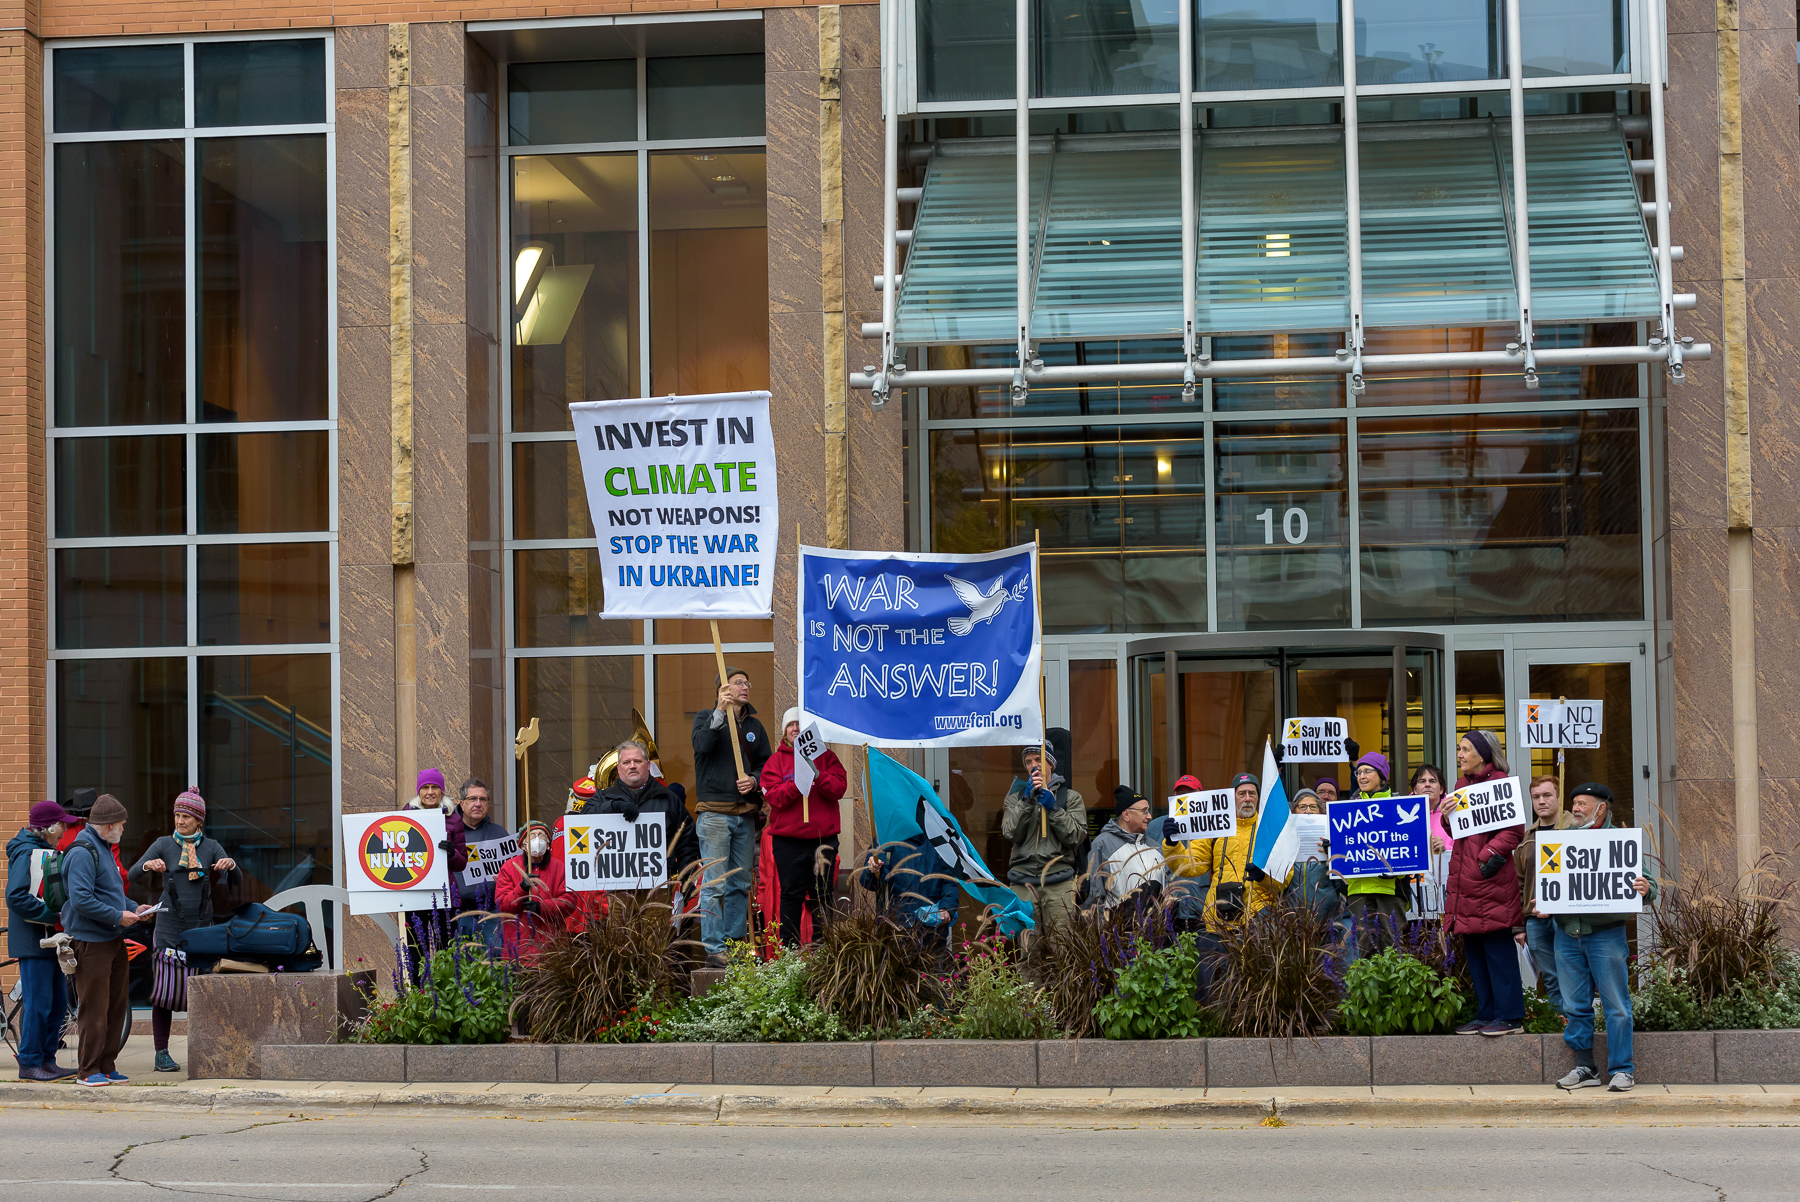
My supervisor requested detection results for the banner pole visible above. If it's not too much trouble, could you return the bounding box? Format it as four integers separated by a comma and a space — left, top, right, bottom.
1035, 529, 1047, 839
710, 619, 748, 782
513, 717, 539, 885
798, 523, 808, 826
861, 742, 877, 852
1557, 694, 1567, 803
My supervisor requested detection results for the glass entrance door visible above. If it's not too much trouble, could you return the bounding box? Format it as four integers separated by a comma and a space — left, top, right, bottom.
1512, 647, 1655, 834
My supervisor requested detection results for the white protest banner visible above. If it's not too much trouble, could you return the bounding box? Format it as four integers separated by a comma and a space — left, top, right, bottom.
1281, 716, 1350, 762
563, 813, 669, 892
1519, 699, 1604, 749
1293, 814, 1330, 863
570, 391, 777, 619
1443, 775, 1527, 840
460, 833, 520, 892
342, 809, 449, 914
1165, 789, 1238, 841
1534, 826, 1645, 914
792, 719, 825, 797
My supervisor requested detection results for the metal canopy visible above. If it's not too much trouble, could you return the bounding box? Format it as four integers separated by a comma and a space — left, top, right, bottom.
858, 0, 1704, 402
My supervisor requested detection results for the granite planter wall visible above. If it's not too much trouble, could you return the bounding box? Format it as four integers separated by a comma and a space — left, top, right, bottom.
188, 971, 373, 1080
254, 1029, 1799, 1086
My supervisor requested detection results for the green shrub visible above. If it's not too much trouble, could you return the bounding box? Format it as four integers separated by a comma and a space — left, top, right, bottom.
355, 941, 512, 1045
658, 944, 849, 1043
1094, 934, 1217, 1040
1337, 948, 1465, 1036
1023, 891, 1177, 1037
949, 940, 1056, 1040
1523, 986, 1565, 1034
1635, 950, 1800, 1031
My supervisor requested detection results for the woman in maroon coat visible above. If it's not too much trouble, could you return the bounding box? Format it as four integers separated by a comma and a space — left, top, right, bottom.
1439, 729, 1526, 1035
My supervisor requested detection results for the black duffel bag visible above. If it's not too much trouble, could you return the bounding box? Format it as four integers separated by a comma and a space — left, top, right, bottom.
179, 901, 313, 960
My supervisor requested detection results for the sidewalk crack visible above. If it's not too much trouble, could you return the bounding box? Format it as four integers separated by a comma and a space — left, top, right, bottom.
1633, 1159, 1726, 1201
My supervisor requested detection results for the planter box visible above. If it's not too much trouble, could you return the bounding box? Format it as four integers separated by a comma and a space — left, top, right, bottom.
406, 1043, 555, 1082
1037, 1039, 1206, 1089
262, 1043, 404, 1082
714, 1042, 873, 1086
1715, 1030, 1800, 1084
558, 1042, 713, 1084
1541, 1031, 1718, 1084
874, 1040, 1038, 1087
1372, 1033, 1541, 1085
188, 971, 373, 1080
1207, 1036, 1371, 1088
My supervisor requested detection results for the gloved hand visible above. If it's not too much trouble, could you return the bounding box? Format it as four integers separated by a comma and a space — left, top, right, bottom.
1245, 863, 1267, 883
1272, 741, 1285, 764
1479, 852, 1508, 879
622, 805, 641, 823
1035, 787, 1056, 810
915, 903, 945, 926
522, 898, 541, 916
437, 839, 452, 852
1344, 737, 1361, 764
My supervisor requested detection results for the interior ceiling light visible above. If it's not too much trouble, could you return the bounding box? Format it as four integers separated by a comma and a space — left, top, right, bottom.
513, 240, 593, 346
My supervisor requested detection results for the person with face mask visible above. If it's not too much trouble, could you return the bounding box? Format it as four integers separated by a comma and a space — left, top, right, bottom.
60, 794, 146, 1087
1546, 783, 1656, 1092
495, 821, 574, 956
128, 789, 240, 1072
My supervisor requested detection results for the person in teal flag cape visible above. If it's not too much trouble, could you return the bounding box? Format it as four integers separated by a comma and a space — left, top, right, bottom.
864, 748, 1035, 935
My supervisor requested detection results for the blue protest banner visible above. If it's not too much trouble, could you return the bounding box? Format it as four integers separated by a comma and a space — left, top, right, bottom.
1327, 794, 1430, 878
798, 544, 1043, 748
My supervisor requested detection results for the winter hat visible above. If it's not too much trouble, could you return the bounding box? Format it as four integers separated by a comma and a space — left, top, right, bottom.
1312, 774, 1341, 793
28, 800, 76, 829
88, 794, 128, 826
1230, 772, 1258, 792
1464, 730, 1500, 767
1173, 774, 1203, 794
1290, 787, 1323, 813
172, 788, 206, 822
1355, 752, 1390, 783
1022, 744, 1057, 770
782, 707, 801, 732
571, 777, 598, 802
1112, 786, 1149, 817
1570, 782, 1614, 807
417, 768, 447, 791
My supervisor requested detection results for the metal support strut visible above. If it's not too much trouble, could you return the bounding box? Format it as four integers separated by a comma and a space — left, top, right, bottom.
1505, 0, 1539, 389
1178, 0, 1198, 402
1642, 0, 1684, 383
870, 0, 901, 408
1011, 0, 1031, 406
1342, 0, 1367, 395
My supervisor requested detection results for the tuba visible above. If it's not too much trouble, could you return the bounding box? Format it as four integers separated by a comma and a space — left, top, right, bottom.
589, 707, 661, 790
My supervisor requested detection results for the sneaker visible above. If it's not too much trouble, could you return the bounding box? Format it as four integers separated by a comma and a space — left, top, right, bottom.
48, 1064, 78, 1080
1608, 1072, 1634, 1092
704, 951, 728, 969
105, 1071, 129, 1083
1454, 1020, 1486, 1035
154, 1050, 180, 1073
1481, 1020, 1525, 1036
1557, 1065, 1603, 1090
76, 1074, 110, 1088
17, 1065, 62, 1082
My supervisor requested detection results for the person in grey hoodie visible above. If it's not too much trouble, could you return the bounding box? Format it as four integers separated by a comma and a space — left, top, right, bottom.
1086, 788, 1163, 910
61, 794, 146, 1087
128, 788, 239, 1073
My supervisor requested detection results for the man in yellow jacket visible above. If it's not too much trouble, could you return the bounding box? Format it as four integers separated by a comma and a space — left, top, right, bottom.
1163, 772, 1288, 932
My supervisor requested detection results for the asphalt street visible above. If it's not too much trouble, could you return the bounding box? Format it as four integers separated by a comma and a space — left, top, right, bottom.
0, 1108, 1792, 1201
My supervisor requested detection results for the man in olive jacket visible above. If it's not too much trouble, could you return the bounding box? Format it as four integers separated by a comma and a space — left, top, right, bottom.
1002, 745, 1085, 929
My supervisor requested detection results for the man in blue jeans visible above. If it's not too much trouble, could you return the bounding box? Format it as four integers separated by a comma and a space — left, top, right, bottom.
692, 666, 771, 967
6, 801, 80, 1081
1546, 782, 1655, 1093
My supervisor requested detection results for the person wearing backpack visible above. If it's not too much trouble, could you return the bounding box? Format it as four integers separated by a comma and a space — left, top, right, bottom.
61, 794, 150, 1087
6, 800, 80, 1081
128, 789, 239, 1073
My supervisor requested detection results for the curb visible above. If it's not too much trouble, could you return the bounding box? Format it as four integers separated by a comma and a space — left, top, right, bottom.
1, 1082, 1797, 1125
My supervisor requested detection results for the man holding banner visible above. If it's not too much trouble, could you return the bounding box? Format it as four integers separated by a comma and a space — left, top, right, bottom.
693, 667, 770, 965
1002, 744, 1087, 928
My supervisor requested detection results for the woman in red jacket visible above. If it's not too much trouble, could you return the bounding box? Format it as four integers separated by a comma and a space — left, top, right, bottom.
758, 708, 848, 946
1439, 729, 1526, 1036
495, 821, 575, 958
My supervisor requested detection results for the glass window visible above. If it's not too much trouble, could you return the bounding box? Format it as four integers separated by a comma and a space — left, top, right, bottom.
510, 153, 639, 432
53, 45, 183, 133
1519, 0, 1628, 76
1453, 648, 1505, 736
1212, 333, 1345, 411
651, 651, 775, 796
514, 549, 641, 647
511, 441, 593, 540
54, 656, 188, 818
648, 152, 769, 396
1360, 325, 1640, 406
1524, 661, 1634, 820
1213, 419, 1350, 630
515, 655, 646, 808
198, 135, 330, 422
1358, 409, 1643, 624
199, 654, 333, 898
654, 619, 772, 646
199, 431, 330, 533
1038, 0, 1180, 96
195, 39, 327, 127
54, 141, 186, 428
930, 425, 1206, 633
646, 55, 765, 140
55, 547, 186, 649
1355, 0, 1498, 84
1196, 0, 1341, 91
55, 436, 185, 538
508, 60, 637, 146
919, 0, 1016, 102
1068, 659, 1120, 812
197, 542, 332, 645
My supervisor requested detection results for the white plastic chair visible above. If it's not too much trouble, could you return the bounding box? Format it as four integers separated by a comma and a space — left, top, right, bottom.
264, 884, 400, 973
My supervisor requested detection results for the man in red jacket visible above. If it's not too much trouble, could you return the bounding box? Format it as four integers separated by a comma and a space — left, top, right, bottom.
758, 708, 847, 946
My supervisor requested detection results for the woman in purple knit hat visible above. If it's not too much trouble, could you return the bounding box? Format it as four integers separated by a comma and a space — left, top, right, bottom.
129, 788, 240, 1073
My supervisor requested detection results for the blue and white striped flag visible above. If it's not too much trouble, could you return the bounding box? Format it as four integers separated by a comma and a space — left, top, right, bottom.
1249, 738, 1299, 882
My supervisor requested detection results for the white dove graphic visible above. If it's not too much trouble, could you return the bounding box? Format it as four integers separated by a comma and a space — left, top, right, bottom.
946, 575, 1012, 636
1397, 801, 1421, 824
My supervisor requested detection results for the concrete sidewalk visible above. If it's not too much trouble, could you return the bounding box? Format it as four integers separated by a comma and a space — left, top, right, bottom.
1, 1075, 1795, 1125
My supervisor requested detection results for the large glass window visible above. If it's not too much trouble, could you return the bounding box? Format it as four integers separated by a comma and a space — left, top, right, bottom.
49, 38, 334, 904
503, 55, 773, 813
1214, 419, 1351, 629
